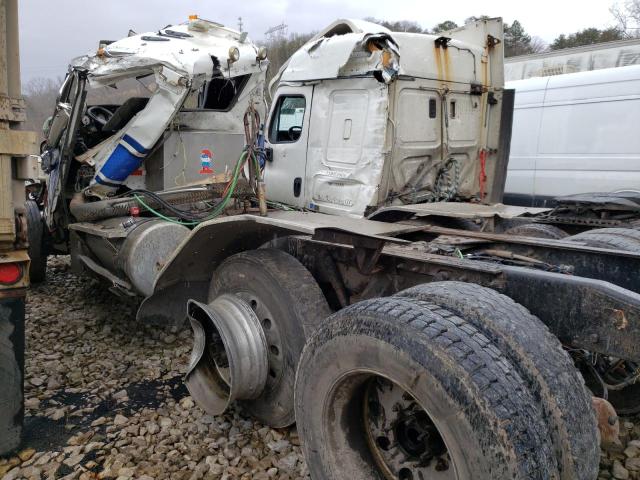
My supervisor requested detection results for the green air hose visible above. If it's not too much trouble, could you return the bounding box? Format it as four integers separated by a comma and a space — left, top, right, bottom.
134, 150, 253, 226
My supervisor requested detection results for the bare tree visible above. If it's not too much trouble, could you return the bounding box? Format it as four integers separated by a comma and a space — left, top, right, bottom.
611, 0, 640, 37
23, 76, 63, 135
530, 36, 549, 54
265, 32, 315, 90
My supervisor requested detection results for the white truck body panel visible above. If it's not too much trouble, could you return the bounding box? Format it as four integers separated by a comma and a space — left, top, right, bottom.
266, 19, 506, 218
505, 65, 640, 206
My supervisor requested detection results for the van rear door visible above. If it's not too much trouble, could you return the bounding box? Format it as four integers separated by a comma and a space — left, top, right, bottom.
504, 77, 548, 206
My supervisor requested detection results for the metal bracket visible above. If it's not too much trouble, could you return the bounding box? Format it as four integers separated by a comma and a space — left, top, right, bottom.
312, 228, 387, 275
434, 36, 451, 49
486, 34, 501, 49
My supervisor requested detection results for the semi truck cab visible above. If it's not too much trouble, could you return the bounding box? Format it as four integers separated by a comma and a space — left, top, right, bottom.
263, 18, 510, 217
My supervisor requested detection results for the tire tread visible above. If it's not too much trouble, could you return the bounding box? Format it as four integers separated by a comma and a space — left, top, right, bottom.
397, 281, 599, 480
331, 297, 558, 479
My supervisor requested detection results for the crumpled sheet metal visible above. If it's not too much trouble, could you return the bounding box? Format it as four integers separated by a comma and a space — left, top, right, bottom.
273, 17, 485, 90
278, 32, 400, 84
268, 19, 395, 95
305, 78, 390, 217
71, 22, 266, 87
87, 65, 189, 197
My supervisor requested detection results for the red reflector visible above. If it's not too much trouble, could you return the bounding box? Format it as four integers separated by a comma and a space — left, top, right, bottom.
0, 263, 22, 285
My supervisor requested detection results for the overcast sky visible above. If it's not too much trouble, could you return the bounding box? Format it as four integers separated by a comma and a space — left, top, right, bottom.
19, 0, 619, 83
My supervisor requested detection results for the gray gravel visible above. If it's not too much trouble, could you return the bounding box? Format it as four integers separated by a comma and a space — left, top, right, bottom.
600, 423, 640, 480
0, 257, 309, 480
0, 255, 636, 479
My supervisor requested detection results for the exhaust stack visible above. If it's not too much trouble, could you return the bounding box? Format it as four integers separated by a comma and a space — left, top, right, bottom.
185, 295, 268, 416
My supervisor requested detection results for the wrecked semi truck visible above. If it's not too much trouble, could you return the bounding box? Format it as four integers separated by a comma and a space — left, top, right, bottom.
0, 0, 38, 456
27, 15, 640, 479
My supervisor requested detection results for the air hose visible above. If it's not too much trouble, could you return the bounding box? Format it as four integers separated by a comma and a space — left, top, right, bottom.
72, 105, 265, 225
70, 188, 219, 222
135, 150, 254, 226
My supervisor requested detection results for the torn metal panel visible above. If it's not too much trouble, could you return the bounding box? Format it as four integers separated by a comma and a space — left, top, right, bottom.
269, 19, 388, 85
277, 33, 399, 84
72, 20, 267, 87
272, 23, 485, 87
41, 17, 269, 203
87, 66, 189, 197
312, 18, 392, 38
304, 77, 390, 217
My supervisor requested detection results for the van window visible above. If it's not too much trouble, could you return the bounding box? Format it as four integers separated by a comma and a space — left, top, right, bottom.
269, 95, 306, 143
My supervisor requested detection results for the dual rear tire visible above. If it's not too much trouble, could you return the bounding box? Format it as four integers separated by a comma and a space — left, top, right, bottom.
295, 284, 598, 480
566, 227, 640, 251
205, 249, 598, 479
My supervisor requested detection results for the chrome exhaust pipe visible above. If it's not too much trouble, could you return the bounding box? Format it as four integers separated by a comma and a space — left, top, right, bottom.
185, 295, 268, 416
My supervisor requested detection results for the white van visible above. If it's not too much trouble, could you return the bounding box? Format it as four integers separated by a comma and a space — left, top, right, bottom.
504, 65, 640, 206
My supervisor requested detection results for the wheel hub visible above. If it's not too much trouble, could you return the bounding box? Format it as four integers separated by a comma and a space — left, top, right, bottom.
364, 377, 455, 480
394, 410, 446, 460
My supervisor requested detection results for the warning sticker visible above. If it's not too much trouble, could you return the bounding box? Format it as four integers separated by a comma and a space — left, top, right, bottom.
199, 148, 214, 174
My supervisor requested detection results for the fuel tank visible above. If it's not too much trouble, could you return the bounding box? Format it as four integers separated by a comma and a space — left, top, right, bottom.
82, 218, 189, 297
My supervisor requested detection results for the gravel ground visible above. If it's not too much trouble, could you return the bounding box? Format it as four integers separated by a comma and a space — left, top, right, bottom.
0, 257, 309, 480
2, 256, 640, 479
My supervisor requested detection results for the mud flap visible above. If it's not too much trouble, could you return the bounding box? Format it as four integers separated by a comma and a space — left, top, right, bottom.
0, 296, 25, 455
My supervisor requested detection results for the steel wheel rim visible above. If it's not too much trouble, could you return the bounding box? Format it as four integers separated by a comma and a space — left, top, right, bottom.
363, 376, 458, 480
235, 290, 285, 388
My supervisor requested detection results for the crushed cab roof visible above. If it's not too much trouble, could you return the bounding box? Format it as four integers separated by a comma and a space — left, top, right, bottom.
71, 18, 267, 86
270, 18, 487, 92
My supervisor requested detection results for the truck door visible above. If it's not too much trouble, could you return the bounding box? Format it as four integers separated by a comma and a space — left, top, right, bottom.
264, 85, 313, 208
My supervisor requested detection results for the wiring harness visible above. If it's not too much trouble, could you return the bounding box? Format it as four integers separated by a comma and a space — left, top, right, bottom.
128, 104, 267, 225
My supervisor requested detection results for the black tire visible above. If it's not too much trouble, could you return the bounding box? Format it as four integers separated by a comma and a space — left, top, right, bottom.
0, 298, 25, 455
25, 200, 47, 283
396, 282, 599, 480
295, 297, 558, 480
209, 249, 330, 427
567, 227, 640, 251
505, 223, 568, 239
573, 227, 640, 242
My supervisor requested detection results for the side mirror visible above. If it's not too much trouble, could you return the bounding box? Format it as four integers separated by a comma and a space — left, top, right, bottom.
264, 147, 273, 163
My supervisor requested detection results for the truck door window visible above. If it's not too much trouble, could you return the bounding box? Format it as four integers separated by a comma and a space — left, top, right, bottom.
269, 95, 306, 143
